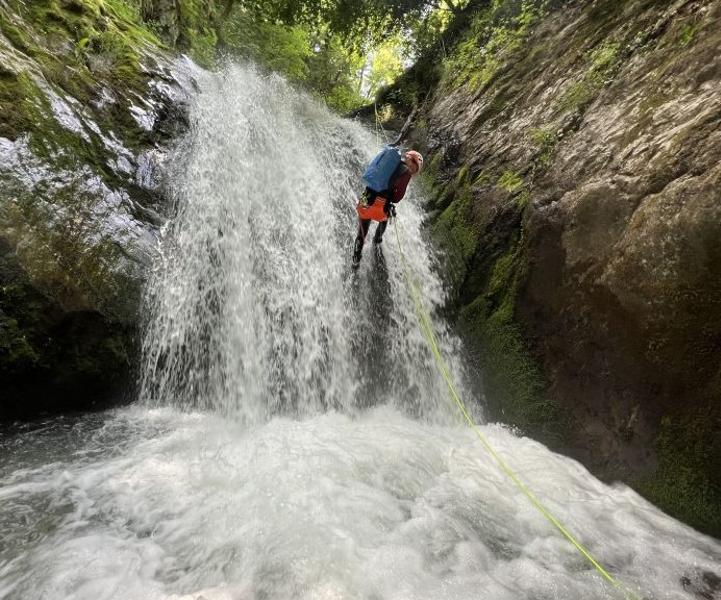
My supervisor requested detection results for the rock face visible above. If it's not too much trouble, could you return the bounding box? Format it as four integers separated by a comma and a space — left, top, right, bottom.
384, 0, 721, 534
0, 0, 196, 419
140, 0, 222, 60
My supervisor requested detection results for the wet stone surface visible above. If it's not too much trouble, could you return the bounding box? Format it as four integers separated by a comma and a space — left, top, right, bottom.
0, 1, 199, 419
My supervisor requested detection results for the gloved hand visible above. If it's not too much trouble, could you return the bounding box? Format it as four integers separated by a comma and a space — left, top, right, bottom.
390, 205, 397, 218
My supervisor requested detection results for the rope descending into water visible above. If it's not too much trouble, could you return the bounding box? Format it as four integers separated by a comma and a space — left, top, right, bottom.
391, 217, 640, 600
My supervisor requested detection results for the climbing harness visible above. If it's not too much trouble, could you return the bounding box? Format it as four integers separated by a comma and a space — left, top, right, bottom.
392, 217, 640, 600
357, 196, 390, 222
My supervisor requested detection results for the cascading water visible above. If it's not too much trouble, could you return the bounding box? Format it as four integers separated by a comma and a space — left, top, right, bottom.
1, 64, 719, 600
137, 63, 466, 424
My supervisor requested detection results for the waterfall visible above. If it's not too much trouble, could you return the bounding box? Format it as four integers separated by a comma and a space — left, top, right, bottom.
138, 63, 469, 425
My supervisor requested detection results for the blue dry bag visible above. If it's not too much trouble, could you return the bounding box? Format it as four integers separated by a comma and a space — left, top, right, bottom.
362, 145, 402, 193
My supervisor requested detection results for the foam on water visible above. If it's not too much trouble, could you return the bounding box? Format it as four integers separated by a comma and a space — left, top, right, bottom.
1, 408, 720, 599
1, 63, 719, 600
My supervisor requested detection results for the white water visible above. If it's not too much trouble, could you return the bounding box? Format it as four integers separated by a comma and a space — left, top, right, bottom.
1, 64, 719, 600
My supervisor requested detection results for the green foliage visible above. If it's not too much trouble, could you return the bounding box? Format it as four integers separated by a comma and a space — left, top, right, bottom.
305, 35, 366, 112
405, 0, 467, 53
219, 6, 366, 110
236, 0, 468, 42
137, 0, 471, 111
222, 11, 313, 81
213, 0, 475, 109
640, 409, 721, 537
365, 37, 405, 99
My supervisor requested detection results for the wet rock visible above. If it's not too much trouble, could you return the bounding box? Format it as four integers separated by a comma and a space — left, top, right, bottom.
392, 0, 721, 534
681, 570, 721, 600
0, 1, 198, 419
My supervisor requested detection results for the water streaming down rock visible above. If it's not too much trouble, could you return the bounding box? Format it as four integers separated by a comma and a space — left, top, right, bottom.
138, 63, 467, 423
1, 64, 720, 600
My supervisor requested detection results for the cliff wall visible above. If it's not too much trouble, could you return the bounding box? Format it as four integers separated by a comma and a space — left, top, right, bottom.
0, 0, 194, 418
382, 0, 721, 535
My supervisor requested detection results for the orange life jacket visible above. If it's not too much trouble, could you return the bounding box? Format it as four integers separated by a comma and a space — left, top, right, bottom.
356, 196, 388, 222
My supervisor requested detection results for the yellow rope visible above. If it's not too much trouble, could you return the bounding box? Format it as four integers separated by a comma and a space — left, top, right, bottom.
391, 217, 639, 600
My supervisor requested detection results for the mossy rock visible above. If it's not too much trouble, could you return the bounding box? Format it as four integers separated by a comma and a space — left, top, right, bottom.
638, 407, 721, 537
456, 233, 567, 445
0, 0, 188, 421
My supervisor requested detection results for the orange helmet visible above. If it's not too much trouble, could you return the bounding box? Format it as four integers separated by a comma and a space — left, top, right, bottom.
405, 150, 424, 173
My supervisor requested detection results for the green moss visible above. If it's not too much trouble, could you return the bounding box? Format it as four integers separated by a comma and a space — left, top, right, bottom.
473, 169, 493, 187
1, 178, 140, 322
419, 152, 445, 202
515, 189, 531, 209
639, 409, 721, 537
0, 71, 42, 140
0, 0, 160, 163
432, 168, 479, 290
589, 39, 619, 71
557, 40, 620, 113
427, 151, 444, 177
677, 23, 697, 47
530, 126, 557, 169
0, 21, 34, 53
483, 92, 510, 120
458, 235, 565, 443
497, 170, 531, 209
427, 162, 561, 441
21, 0, 161, 78
558, 80, 594, 112
434, 187, 477, 262
0, 71, 100, 169
172, 0, 220, 66
36, 51, 97, 103
0, 277, 51, 376
187, 29, 218, 68
497, 170, 524, 193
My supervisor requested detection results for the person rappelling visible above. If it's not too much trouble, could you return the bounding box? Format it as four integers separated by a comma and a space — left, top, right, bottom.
352, 146, 423, 268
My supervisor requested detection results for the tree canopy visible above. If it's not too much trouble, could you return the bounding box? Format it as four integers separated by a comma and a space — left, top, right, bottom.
143, 0, 470, 111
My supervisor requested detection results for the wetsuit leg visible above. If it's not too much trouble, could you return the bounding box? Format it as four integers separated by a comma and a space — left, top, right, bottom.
373, 220, 388, 244
353, 218, 371, 265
